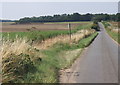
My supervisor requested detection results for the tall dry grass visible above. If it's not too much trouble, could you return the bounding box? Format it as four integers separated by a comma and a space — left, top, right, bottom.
108, 22, 120, 33
34, 29, 95, 49
1, 37, 42, 83
2, 38, 30, 58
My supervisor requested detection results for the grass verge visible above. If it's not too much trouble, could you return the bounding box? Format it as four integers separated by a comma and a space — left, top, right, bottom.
19, 32, 98, 83
102, 21, 120, 44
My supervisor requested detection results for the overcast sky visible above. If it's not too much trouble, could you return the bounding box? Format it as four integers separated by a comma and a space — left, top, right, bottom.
0, 2, 118, 20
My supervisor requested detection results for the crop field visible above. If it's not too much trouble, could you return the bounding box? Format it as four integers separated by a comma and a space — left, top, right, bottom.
1, 22, 90, 32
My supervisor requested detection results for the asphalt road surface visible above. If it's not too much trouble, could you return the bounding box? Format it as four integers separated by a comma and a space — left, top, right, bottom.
61, 22, 118, 83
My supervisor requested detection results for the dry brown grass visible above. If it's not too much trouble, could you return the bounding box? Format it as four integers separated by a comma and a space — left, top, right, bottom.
1, 38, 43, 83
110, 22, 118, 27
2, 38, 30, 57
112, 29, 120, 33
109, 22, 120, 33
34, 29, 95, 49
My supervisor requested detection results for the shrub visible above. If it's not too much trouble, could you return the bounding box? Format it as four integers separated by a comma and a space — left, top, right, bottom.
91, 21, 100, 31
2, 53, 36, 83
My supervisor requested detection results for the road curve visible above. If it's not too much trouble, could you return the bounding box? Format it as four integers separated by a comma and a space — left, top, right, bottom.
61, 22, 118, 83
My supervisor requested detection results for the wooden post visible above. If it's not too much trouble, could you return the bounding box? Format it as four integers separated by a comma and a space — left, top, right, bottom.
68, 23, 71, 41
84, 29, 86, 38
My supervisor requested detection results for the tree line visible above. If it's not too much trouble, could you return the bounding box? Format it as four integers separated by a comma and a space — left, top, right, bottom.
0, 20, 14, 22
16, 13, 120, 24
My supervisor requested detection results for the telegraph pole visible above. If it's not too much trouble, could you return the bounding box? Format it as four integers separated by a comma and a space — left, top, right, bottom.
68, 23, 71, 41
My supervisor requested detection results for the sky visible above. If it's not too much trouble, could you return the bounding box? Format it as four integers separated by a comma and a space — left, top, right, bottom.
0, 2, 119, 20
0, 0, 119, 2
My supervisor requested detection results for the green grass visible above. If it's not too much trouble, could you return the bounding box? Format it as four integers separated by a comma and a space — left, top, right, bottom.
102, 22, 120, 44
77, 32, 98, 47
19, 32, 98, 83
102, 21, 111, 28
2, 30, 69, 42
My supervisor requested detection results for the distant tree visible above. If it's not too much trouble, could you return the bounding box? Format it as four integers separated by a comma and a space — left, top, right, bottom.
116, 13, 120, 21
71, 13, 80, 21
18, 17, 31, 24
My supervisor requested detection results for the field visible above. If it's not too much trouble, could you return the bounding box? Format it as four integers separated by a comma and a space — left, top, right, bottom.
2, 22, 92, 42
1, 21, 98, 83
1, 22, 90, 32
